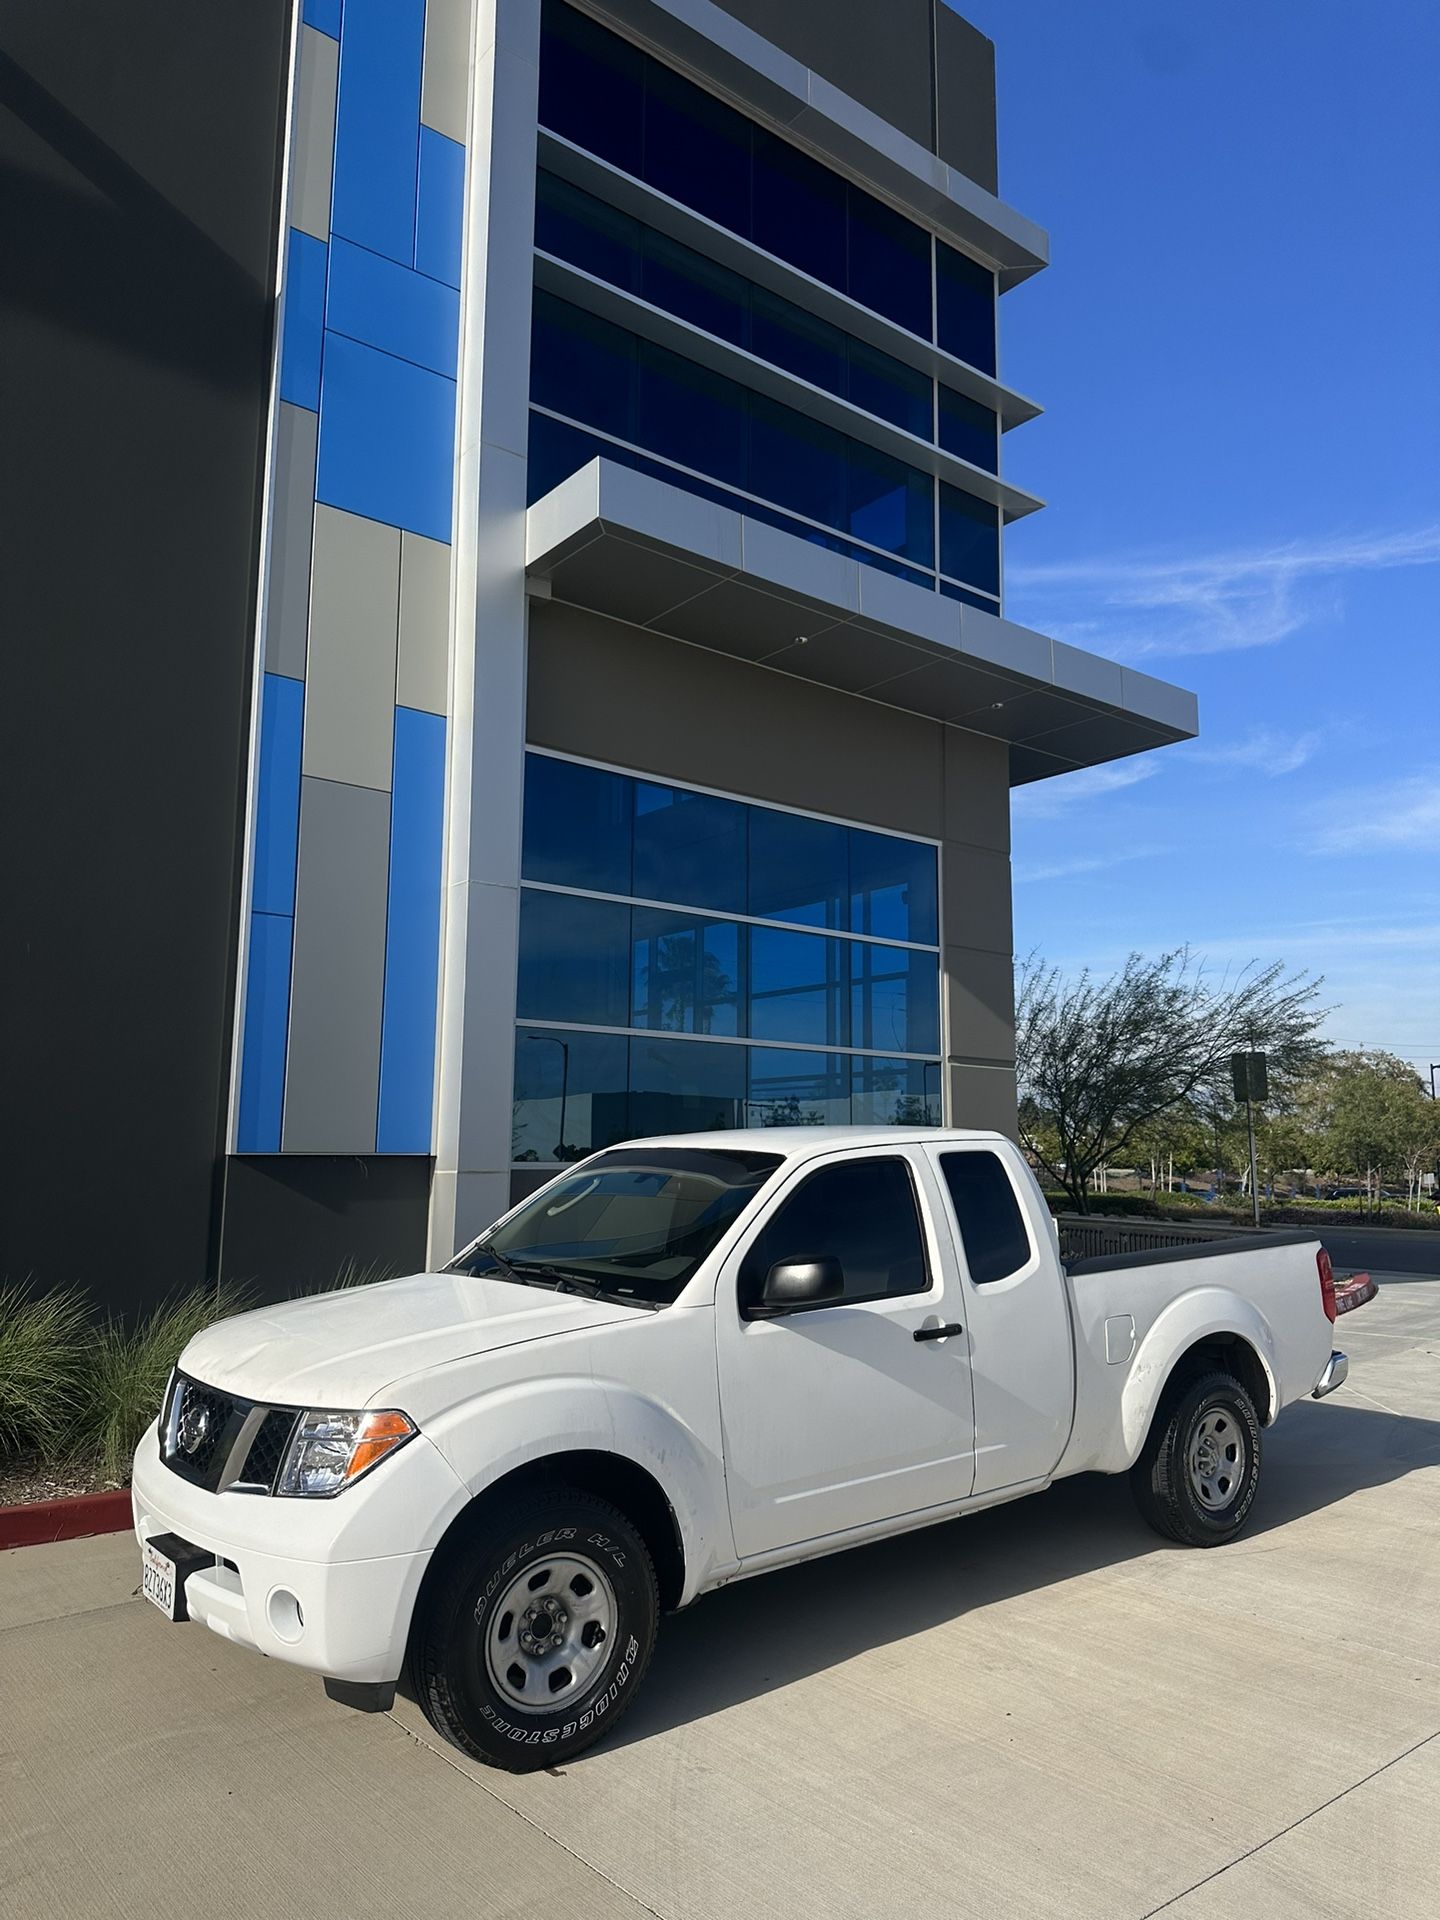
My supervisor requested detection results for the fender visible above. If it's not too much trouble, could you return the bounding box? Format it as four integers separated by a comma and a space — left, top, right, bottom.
416, 1371, 735, 1606
1115, 1285, 1279, 1473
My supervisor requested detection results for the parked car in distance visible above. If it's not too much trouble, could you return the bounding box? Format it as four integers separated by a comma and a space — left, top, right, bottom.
133, 1128, 1360, 1770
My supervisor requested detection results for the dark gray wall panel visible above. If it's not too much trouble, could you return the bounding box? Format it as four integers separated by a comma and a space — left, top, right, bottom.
221, 1157, 433, 1304
935, 6, 998, 194
0, 0, 289, 1319
715, 0, 936, 153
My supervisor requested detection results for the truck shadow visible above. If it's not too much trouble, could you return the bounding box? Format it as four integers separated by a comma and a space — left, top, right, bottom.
607, 1398, 1440, 1753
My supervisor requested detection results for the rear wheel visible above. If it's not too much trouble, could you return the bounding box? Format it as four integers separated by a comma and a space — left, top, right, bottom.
1130, 1370, 1262, 1547
414, 1487, 658, 1771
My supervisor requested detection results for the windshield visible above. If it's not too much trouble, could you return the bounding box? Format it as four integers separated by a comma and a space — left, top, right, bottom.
446, 1148, 783, 1307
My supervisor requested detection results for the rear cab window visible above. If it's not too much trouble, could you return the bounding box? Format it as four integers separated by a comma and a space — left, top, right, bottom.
938, 1150, 1033, 1285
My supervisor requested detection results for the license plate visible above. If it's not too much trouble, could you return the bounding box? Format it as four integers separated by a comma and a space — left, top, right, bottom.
142, 1539, 180, 1620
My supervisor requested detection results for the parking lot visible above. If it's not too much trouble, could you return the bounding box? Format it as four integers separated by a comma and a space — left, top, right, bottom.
3, 1274, 1437, 1920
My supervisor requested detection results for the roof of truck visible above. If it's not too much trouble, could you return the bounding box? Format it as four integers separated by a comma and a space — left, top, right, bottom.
617, 1126, 1011, 1156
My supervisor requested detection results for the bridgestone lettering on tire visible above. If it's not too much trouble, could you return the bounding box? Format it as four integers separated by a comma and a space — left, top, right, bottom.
414, 1487, 659, 1772
1130, 1369, 1263, 1548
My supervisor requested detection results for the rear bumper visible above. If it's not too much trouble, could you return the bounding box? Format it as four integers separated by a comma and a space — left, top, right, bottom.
1312, 1351, 1349, 1399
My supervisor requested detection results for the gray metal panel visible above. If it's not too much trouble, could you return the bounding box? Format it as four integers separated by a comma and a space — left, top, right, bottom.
943, 727, 1010, 852
422, 0, 471, 141
398, 531, 451, 714
283, 777, 392, 1152
941, 843, 1012, 954
548, 531, 732, 627
290, 25, 338, 242
304, 505, 401, 790
763, 624, 928, 695
1122, 667, 1201, 736
647, 578, 847, 661
946, 944, 1016, 1064
945, 1060, 1018, 1137
265, 403, 318, 678
933, 5, 998, 195
1052, 639, 1126, 710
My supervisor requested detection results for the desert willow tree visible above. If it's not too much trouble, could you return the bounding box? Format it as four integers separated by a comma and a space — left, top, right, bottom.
1015, 949, 1327, 1214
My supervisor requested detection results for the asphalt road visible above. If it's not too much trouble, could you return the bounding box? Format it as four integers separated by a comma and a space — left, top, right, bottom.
1313, 1227, 1440, 1278
3, 1276, 1438, 1919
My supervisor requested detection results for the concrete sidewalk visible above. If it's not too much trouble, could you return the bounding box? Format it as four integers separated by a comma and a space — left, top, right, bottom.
3, 1277, 1438, 1919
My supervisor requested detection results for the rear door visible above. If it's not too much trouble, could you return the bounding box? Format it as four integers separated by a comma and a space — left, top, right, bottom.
715, 1147, 977, 1558
926, 1144, 1073, 1495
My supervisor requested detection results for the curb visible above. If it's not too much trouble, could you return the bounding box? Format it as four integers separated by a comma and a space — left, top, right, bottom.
0, 1488, 132, 1551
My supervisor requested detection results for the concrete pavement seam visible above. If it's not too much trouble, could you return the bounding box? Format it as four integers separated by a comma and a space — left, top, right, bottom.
382, 1711, 669, 1919
1138, 1725, 1440, 1917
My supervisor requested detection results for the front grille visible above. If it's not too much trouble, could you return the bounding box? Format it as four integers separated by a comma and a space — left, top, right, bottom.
160, 1374, 300, 1495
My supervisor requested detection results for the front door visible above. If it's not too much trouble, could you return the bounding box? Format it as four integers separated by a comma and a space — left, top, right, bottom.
715, 1148, 977, 1559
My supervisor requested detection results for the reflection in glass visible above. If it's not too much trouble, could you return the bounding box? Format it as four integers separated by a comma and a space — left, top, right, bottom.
747, 807, 846, 929
936, 240, 997, 375
517, 890, 631, 1028
522, 753, 632, 894
749, 925, 847, 1047
938, 387, 999, 474
633, 781, 747, 911
746, 1047, 850, 1128
851, 944, 942, 1057
513, 1027, 630, 1162
852, 1056, 942, 1128
939, 484, 1001, 598
849, 829, 939, 946
631, 909, 740, 1035
629, 1036, 745, 1139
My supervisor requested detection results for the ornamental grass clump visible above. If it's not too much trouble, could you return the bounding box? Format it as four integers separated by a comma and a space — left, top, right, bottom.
0, 1282, 92, 1463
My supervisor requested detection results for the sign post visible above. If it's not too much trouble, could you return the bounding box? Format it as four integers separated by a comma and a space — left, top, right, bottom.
1231, 1050, 1268, 1229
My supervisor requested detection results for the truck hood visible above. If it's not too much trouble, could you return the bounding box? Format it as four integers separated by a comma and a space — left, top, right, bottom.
176, 1272, 641, 1408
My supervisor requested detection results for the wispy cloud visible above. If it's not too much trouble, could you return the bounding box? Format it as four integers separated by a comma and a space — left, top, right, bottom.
1192, 726, 1323, 777
1007, 523, 1440, 663
1307, 772, 1440, 854
1011, 757, 1159, 820
1014, 846, 1166, 885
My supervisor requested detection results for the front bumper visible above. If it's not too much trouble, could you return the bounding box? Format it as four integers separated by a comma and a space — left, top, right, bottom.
1312, 1351, 1349, 1399
131, 1420, 468, 1684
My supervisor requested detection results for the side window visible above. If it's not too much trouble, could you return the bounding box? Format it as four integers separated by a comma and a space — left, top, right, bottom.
939, 1152, 1032, 1285
739, 1158, 930, 1310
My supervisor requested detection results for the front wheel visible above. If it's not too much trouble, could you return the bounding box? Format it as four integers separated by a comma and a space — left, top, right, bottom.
1130, 1370, 1262, 1547
413, 1487, 659, 1771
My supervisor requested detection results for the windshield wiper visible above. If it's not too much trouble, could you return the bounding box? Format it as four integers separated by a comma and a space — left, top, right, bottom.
508, 1262, 661, 1311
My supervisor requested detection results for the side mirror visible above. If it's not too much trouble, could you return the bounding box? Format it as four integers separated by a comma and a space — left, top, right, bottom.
748, 1255, 844, 1319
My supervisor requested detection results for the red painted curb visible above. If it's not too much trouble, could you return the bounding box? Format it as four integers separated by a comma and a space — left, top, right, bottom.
0, 1487, 133, 1551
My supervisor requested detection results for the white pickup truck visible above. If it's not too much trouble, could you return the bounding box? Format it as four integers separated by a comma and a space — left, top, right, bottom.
132, 1127, 1362, 1771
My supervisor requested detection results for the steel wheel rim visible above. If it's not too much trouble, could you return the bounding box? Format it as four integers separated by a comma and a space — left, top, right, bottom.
1188, 1406, 1247, 1510
484, 1552, 617, 1715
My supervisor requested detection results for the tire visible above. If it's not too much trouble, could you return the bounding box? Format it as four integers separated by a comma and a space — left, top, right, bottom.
413, 1486, 658, 1772
1130, 1369, 1262, 1547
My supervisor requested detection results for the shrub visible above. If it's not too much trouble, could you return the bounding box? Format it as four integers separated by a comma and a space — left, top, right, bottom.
0, 1283, 92, 1462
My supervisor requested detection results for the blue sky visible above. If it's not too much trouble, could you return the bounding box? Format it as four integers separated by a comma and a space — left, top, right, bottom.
949, 0, 1440, 1076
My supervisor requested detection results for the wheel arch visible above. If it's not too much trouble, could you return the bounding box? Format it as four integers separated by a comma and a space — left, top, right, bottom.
1122, 1293, 1278, 1468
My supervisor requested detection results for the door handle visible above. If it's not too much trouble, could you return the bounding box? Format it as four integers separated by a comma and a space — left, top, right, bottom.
913, 1322, 964, 1342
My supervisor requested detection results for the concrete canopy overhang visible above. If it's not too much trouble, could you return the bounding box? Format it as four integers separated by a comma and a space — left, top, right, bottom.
526, 461, 1199, 783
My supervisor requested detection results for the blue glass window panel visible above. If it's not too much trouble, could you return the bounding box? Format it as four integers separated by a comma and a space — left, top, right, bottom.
633, 781, 747, 912
749, 288, 846, 399
751, 127, 846, 289
643, 58, 752, 234
849, 829, 939, 946
640, 230, 747, 347
531, 291, 636, 443
936, 241, 997, 375
316, 333, 455, 540
326, 237, 459, 377
377, 708, 446, 1153
279, 230, 326, 411
848, 443, 932, 565
852, 1057, 942, 1128
252, 673, 303, 915
748, 393, 846, 533
628, 1035, 745, 1141
846, 185, 932, 336
745, 1048, 851, 1129
847, 338, 932, 438
521, 753, 632, 894
518, 889, 632, 1028
748, 925, 848, 1047
851, 944, 941, 1056
631, 909, 741, 1036
415, 129, 465, 289
304, 0, 341, 38
527, 411, 606, 503
538, 0, 644, 177
637, 340, 746, 488
237, 912, 293, 1152
514, 1026, 630, 1163
747, 806, 846, 929
331, 0, 424, 266
940, 578, 1000, 613
939, 484, 1001, 598
938, 387, 998, 473
535, 172, 641, 294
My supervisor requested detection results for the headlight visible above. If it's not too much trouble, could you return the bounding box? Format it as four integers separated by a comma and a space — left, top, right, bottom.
277, 1409, 416, 1497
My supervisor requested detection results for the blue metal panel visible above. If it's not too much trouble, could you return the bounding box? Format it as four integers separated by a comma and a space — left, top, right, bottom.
326, 236, 459, 377
331, 0, 425, 267
279, 230, 327, 411
304, 0, 341, 36
377, 707, 447, 1153
416, 128, 465, 289
237, 912, 294, 1152
316, 332, 455, 539
252, 673, 304, 915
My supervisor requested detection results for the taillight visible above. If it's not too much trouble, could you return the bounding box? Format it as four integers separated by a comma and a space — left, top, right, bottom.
1317, 1247, 1337, 1322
